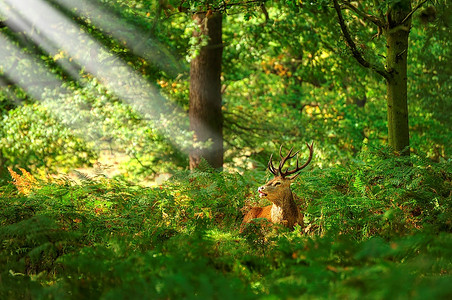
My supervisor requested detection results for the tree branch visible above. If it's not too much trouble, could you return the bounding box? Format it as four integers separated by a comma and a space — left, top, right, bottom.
332, 0, 389, 80
342, 1, 385, 28
402, 0, 429, 24
260, 2, 270, 23
216, 0, 265, 11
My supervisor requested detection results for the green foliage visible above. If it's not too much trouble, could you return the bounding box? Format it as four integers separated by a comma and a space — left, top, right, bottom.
408, 2, 452, 158
1, 150, 451, 299
296, 147, 452, 238
0, 104, 96, 172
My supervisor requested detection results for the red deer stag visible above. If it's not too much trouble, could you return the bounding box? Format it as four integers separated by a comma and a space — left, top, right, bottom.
240, 143, 314, 233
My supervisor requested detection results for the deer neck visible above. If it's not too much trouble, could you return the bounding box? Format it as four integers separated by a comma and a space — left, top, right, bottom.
270, 190, 299, 225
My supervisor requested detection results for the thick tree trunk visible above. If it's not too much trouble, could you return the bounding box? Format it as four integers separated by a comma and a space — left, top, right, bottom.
385, 1, 412, 155
189, 12, 223, 169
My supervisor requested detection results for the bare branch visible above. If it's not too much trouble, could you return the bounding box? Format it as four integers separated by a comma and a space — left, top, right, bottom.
261, 2, 270, 23
402, 0, 429, 24
332, 0, 390, 80
215, 0, 265, 12
342, 1, 385, 28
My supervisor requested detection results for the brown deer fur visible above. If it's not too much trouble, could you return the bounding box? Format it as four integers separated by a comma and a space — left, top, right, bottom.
240, 143, 313, 233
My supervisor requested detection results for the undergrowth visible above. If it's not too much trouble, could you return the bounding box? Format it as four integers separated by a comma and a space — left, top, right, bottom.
0, 149, 451, 299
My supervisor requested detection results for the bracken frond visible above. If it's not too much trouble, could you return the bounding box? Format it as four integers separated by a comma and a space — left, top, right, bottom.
8, 167, 38, 195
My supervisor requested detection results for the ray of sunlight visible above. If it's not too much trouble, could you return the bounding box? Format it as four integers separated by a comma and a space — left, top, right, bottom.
0, 0, 195, 152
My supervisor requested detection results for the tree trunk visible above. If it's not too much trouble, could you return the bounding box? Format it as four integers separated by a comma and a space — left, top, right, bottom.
332, 0, 414, 156
385, 0, 412, 155
0, 152, 8, 184
189, 12, 224, 169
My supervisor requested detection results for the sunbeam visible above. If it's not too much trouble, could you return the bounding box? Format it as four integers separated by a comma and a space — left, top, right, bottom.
0, 33, 99, 134
0, 34, 61, 99
1, 0, 224, 172
53, 0, 186, 77
0, 0, 193, 152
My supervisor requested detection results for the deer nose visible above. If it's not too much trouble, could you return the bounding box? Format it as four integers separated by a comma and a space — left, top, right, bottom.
258, 186, 265, 192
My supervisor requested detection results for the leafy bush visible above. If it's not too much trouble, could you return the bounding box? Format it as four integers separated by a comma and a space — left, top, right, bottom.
0, 104, 96, 172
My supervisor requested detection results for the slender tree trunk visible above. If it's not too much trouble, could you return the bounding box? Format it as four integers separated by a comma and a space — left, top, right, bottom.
189, 12, 224, 169
333, 0, 414, 156
385, 0, 412, 155
0, 152, 8, 183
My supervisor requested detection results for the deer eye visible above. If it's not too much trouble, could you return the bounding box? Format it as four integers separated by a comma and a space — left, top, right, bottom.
273, 182, 281, 186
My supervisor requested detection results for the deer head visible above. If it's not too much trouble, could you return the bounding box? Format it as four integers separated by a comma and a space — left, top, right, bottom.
257, 142, 314, 206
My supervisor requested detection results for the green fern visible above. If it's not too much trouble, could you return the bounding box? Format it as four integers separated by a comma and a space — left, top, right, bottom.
1, 149, 451, 299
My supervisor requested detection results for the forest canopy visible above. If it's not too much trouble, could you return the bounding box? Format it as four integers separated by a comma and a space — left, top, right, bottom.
0, 0, 451, 299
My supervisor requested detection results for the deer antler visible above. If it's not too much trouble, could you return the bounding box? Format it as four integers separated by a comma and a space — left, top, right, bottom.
268, 153, 279, 176
267, 142, 314, 179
